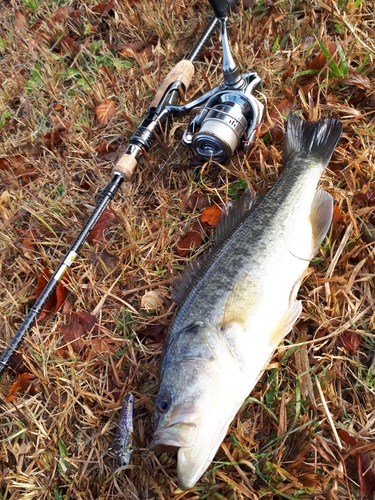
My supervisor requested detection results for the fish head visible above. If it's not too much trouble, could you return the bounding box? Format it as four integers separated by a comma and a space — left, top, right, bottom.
151, 322, 248, 490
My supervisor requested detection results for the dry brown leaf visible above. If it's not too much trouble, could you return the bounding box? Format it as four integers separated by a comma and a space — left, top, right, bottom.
332, 204, 342, 224
201, 204, 222, 227
40, 130, 67, 148
95, 99, 116, 128
57, 35, 79, 56
90, 337, 115, 354
14, 10, 28, 29
88, 249, 119, 278
36, 268, 68, 321
87, 207, 117, 243
16, 229, 36, 259
338, 429, 375, 498
137, 324, 165, 343
176, 220, 209, 257
361, 222, 375, 244
92, 0, 115, 15
267, 99, 293, 142
118, 41, 144, 59
52, 5, 74, 22
60, 311, 99, 353
305, 42, 337, 71
340, 330, 362, 353
342, 73, 372, 91
95, 142, 117, 154
6, 373, 37, 402
183, 193, 210, 211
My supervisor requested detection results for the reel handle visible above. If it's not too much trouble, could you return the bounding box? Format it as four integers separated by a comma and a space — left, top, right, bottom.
208, 0, 229, 19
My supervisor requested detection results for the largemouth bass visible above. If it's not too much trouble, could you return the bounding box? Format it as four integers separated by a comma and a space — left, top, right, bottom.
151, 113, 342, 490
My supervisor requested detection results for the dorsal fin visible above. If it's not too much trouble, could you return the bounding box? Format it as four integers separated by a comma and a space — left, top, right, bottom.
172, 188, 258, 305
214, 188, 258, 246
172, 258, 204, 303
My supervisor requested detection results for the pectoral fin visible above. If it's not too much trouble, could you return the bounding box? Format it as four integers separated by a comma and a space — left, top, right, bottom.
269, 300, 302, 346
222, 274, 260, 327
310, 190, 333, 256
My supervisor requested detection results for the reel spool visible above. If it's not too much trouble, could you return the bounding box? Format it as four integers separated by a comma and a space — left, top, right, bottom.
182, 75, 264, 164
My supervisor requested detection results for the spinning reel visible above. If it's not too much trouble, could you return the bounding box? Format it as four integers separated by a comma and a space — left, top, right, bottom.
181, 73, 263, 163
180, 0, 264, 163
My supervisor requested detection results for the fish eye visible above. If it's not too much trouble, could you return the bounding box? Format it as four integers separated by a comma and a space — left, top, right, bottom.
156, 394, 170, 413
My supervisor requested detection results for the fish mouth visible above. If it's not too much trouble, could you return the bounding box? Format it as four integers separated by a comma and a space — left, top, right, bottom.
151, 427, 208, 491
151, 422, 223, 491
151, 421, 197, 453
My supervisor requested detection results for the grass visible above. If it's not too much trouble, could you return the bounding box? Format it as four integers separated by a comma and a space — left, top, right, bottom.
1, 0, 375, 498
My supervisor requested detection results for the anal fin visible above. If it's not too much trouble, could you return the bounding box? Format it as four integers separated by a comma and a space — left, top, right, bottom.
269, 300, 302, 346
310, 190, 333, 256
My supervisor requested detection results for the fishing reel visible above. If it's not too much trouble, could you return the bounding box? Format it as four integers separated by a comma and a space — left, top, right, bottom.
180, 0, 264, 164
181, 73, 263, 164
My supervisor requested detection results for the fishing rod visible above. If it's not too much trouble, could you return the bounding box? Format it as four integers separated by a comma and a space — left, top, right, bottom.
0, 0, 264, 375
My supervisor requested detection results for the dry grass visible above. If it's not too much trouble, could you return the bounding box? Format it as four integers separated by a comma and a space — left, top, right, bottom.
1, 0, 375, 498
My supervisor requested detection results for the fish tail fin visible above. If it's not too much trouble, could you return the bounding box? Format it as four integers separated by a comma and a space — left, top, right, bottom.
283, 113, 342, 168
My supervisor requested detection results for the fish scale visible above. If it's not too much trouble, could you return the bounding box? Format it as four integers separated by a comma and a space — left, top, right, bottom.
151, 113, 343, 491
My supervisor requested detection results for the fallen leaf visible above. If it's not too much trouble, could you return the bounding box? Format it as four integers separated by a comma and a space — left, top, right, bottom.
14, 9, 28, 29
90, 337, 115, 354
267, 99, 293, 142
0, 158, 8, 170
7, 354, 29, 376
40, 130, 67, 148
95, 99, 116, 128
305, 42, 337, 72
87, 207, 117, 243
358, 451, 375, 498
332, 204, 342, 224
16, 229, 36, 259
338, 429, 375, 498
36, 270, 58, 320
198, 48, 214, 61
183, 192, 210, 211
60, 311, 99, 353
118, 41, 144, 59
53, 5, 74, 22
342, 73, 372, 91
201, 204, 222, 227
360, 221, 375, 244
137, 324, 165, 343
340, 330, 362, 353
57, 35, 79, 56
6, 373, 37, 402
92, 0, 115, 15
176, 220, 206, 257
95, 142, 117, 154
88, 249, 119, 278
36, 268, 68, 321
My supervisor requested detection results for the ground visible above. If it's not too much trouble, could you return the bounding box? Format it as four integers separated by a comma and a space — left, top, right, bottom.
1, 0, 375, 499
